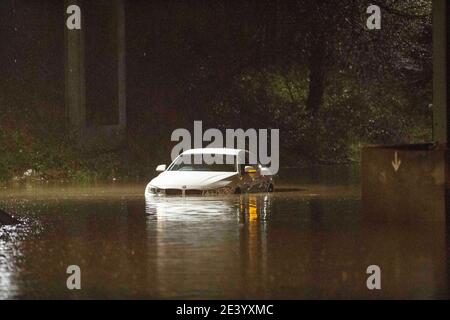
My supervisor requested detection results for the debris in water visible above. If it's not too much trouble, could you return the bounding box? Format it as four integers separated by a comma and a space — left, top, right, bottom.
0, 208, 20, 225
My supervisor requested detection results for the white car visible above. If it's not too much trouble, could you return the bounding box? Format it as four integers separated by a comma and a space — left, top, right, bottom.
145, 148, 274, 196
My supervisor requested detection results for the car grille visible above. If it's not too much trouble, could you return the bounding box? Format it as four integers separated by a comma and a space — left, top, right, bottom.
159, 189, 205, 196
165, 189, 183, 196
185, 189, 203, 196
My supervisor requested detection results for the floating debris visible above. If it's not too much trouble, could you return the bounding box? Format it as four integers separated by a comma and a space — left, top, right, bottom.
0, 208, 20, 225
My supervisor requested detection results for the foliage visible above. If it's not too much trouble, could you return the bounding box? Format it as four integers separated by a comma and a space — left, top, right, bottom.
0, 0, 433, 181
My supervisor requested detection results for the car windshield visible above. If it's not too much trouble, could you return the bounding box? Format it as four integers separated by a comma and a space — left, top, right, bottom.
168, 154, 237, 172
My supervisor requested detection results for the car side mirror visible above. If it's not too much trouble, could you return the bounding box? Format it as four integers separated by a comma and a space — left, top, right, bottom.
260, 167, 273, 176
156, 164, 166, 172
244, 165, 257, 173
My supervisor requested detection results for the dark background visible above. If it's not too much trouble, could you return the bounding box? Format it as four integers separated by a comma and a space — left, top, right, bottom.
0, 0, 432, 181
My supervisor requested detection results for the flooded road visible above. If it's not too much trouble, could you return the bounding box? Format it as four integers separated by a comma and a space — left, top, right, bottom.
0, 167, 448, 299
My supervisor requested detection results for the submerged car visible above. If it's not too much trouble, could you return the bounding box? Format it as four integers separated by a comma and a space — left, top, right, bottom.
145, 148, 274, 197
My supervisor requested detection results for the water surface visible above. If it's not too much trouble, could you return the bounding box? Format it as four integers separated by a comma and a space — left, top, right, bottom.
0, 167, 448, 299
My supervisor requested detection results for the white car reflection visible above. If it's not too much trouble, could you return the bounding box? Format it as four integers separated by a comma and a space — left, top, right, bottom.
145, 193, 272, 222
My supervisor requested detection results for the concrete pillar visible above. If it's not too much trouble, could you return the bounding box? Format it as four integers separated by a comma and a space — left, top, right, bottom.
65, 0, 126, 150
433, 0, 448, 144
117, 0, 126, 131
65, 0, 86, 135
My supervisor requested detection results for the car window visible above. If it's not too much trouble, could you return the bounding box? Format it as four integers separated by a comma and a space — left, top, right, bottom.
168, 154, 237, 172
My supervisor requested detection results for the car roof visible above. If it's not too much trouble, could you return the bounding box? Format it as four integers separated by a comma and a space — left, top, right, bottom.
181, 148, 246, 156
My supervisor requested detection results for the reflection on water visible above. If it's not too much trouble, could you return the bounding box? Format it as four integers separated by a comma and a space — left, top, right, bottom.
0, 217, 42, 300
144, 195, 272, 298
0, 225, 19, 300
0, 182, 448, 299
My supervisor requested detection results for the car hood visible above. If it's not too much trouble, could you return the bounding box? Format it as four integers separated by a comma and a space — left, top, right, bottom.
148, 171, 238, 189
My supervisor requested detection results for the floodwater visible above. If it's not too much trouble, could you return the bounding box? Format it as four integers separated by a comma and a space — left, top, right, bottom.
0, 166, 448, 299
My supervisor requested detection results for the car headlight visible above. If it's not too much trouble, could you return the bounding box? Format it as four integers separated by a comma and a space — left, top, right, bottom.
146, 185, 164, 195
146, 185, 154, 194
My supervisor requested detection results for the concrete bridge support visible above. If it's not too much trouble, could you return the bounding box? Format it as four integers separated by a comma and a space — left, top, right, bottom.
65, 0, 126, 150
